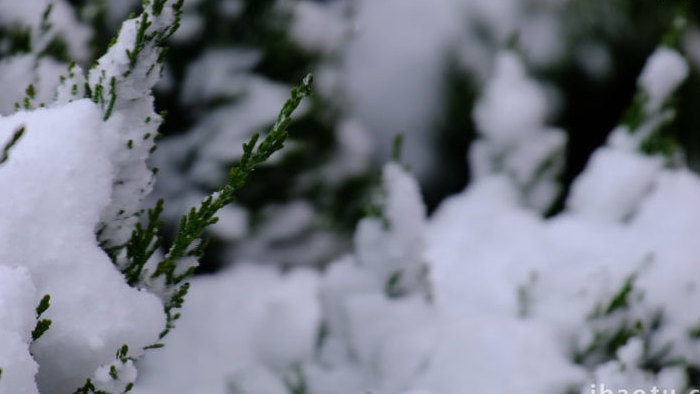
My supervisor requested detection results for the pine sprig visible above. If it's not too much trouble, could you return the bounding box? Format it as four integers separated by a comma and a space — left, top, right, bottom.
91, 0, 184, 119
32, 319, 52, 341
32, 294, 52, 341
157, 282, 188, 339
122, 199, 164, 286
125, 13, 152, 69
0, 125, 25, 165
150, 73, 313, 337
72, 379, 111, 394
72, 346, 136, 394
39, 4, 53, 35
90, 0, 186, 253
151, 73, 313, 284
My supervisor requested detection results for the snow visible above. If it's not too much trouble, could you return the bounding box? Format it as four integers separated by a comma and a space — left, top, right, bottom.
417, 317, 583, 394
470, 51, 566, 211
355, 163, 428, 295
473, 52, 548, 145
332, 0, 462, 181
90, 1, 183, 250
133, 263, 320, 394
566, 148, 663, 222
94, 359, 138, 393
427, 176, 545, 317
342, 294, 438, 392
586, 338, 687, 394
0, 101, 165, 393
0, 266, 39, 394
638, 47, 689, 113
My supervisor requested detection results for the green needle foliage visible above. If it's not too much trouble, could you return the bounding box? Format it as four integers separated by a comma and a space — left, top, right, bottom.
0, 125, 26, 165
117, 73, 313, 342
156, 73, 313, 339
123, 200, 164, 287
69, 0, 312, 389
32, 294, 52, 341
89, 0, 184, 121
153, 73, 314, 284
604, 275, 636, 315
73, 379, 112, 394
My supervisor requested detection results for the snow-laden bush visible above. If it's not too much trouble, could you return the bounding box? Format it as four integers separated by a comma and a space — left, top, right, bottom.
0, 0, 312, 392
3, 1, 700, 394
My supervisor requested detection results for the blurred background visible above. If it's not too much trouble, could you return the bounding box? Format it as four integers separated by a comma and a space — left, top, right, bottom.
26, 0, 700, 270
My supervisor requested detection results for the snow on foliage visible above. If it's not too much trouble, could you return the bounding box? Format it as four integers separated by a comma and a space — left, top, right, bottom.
134, 263, 320, 393
0, 266, 38, 394
91, 0, 184, 252
471, 51, 566, 212
0, 100, 165, 393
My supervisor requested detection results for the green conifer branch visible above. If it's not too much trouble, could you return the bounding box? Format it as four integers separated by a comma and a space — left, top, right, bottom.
32, 294, 52, 341
150, 73, 313, 338
72, 379, 111, 394
72, 74, 313, 394
150, 73, 313, 284
32, 319, 52, 341
40, 4, 53, 36
125, 13, 152, 69
122, 200, 164, 286
604, 275, 636, 316
91, 0, 184, 120
0, 125, 26, 165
